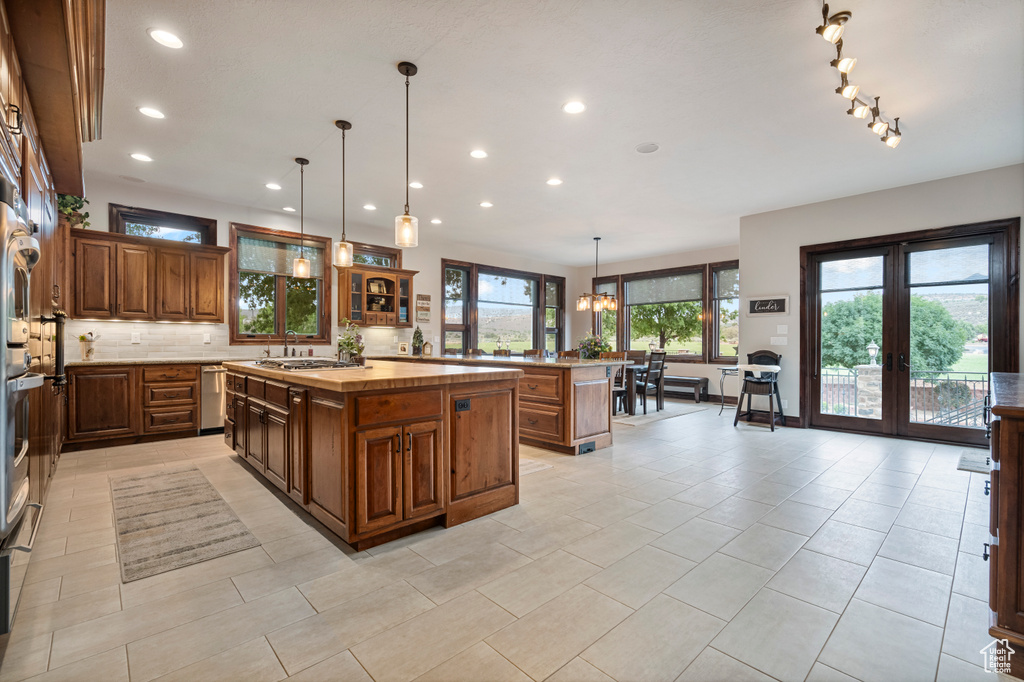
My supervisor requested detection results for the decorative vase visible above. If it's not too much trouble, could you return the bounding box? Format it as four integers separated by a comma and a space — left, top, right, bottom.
353, 356, 365, 366
339, 349, 351, 363
80, 340, 94, 361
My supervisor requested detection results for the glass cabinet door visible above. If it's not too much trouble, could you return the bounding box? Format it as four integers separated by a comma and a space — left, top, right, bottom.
398, 276, 410, 325
350, 272, 363, 321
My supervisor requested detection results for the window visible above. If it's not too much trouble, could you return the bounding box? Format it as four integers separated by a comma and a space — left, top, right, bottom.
109, 204, 214, 244
593, 260, 739, 363
229, 223, 332, 344
441, 259, 564, 355
712, 263, 740, 360
350, 241, 402, 268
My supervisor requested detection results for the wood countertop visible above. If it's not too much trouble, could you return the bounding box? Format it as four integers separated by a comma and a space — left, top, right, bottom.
222, 359, 523, 392
66, 357, 266, 367
990, 372, 1023, 419
368, 354, 631, 369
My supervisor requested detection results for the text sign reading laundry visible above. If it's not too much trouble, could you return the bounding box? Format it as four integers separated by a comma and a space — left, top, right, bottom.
748, 297, 788, 315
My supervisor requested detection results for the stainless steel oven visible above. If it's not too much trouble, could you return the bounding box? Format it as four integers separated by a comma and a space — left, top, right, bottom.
4, 233, 37, 348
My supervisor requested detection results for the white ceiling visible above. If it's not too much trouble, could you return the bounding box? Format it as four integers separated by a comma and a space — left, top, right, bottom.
86, 0, 1024, 266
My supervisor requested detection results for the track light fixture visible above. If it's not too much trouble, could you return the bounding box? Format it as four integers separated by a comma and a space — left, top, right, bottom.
817, 2, 902, 149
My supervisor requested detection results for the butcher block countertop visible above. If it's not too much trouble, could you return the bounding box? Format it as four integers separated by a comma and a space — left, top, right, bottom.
990, 372, 1024, 419
369, 354, 630, 369
222, 359, 523, 392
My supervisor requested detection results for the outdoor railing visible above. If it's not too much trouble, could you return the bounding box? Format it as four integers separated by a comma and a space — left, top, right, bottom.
820, 367, 857, 416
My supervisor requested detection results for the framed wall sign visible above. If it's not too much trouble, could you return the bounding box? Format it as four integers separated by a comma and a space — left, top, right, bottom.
747, 296, 789, 316
415, 294, 431, 322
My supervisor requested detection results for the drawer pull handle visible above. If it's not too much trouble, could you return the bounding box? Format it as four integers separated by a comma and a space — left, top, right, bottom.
985, 480, 991, 496
983, 542, 990, 561
527, 418, 538, 425
527, 384, 538, 390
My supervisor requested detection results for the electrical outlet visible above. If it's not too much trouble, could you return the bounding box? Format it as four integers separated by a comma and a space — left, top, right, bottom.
394, 335, 398, 343
131, 332, 141, 344
782, 399, 788, 409
770, 336, 789, 346
203, 333, 211, 344
434, 336, 439, 343
777, 324, 788, 334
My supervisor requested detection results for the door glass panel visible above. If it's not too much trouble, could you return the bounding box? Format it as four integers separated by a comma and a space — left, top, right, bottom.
908, 244, 989, 429
819, 255, 884, 419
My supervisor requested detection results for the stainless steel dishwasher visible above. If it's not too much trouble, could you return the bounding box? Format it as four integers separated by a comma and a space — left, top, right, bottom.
200, 365, 227, 434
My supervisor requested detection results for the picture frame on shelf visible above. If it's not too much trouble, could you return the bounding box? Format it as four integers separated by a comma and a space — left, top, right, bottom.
397, 341, 410, 355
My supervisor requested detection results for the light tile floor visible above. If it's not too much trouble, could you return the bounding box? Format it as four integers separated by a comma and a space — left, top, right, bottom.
0, 403, 1010, 682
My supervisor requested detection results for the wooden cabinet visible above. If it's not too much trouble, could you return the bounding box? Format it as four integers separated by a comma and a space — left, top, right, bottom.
141, 365, 199, 435
265, 404, 288, 490
308, 395, 346, 530
336, 264, 418, 328
287, 388, 308, 505
354, 426, 404, 533
69, 232, 229, 323
235, 380, 291, 492
68, 366, 138, 440
115, 244, 154, 319
245, 399, 267, 473
403, 420, 444, 519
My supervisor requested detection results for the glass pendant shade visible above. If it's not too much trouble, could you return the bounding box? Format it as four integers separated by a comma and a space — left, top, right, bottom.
604, 295, 617, 311
395, 213, 418, 248
822, 23, 844, 43
335, 240, 353, 267
839, 83, 859, 99
293, 257, 311, 278
593, 297, 604, 313
835, 57, 857, 73
871, 119, 889, 135
577, 295, 590, 312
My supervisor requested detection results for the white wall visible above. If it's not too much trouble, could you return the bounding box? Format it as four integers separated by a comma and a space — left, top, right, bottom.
71, 172, 575, 360
739, 163, 1024, 418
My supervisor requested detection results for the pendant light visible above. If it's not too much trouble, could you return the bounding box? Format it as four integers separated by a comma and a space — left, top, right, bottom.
334, 120, 354, 267
576, 237, 617, 312
293, 157, 311, 278
395, 61, 418, 248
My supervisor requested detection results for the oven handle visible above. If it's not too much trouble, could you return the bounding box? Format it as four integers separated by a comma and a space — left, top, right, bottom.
5, 503, 42, 554
12, 438, 28, 469
12, 235, 40, 270
9, 373, 44, 393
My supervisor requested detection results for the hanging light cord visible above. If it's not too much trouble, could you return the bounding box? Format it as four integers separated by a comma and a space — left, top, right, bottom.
341, 127, 346, 241
404, 72, 410, 215
299, 163, 305, 259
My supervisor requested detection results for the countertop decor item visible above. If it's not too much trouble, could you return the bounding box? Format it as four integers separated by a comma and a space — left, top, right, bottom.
412, 326, 424, 355
422, 341, 433, 356
337, 318, 364, 362
57, 193, 90, 228
577, 332, 611, 359
78, 331, 97, 360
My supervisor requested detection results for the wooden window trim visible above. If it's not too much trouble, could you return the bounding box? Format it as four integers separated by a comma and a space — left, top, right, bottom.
709, 260, 740, 365
229, 222, 333, 345
349, 240, 402, 269
109, 203, 215, 245
441, 258, 565, 353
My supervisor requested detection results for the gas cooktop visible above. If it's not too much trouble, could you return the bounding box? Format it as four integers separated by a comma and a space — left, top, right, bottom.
254, 359, 367, 371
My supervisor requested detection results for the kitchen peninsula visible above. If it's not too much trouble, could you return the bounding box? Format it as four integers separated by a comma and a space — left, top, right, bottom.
222, 360, 521, 550
372, 354, 629, 455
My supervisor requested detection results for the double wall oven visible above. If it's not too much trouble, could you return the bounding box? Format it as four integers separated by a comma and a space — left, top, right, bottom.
0, 178, 44, 637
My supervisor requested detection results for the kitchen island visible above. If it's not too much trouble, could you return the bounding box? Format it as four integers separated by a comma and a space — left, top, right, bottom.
222, 360, 522, 550
371, 354, 629, 455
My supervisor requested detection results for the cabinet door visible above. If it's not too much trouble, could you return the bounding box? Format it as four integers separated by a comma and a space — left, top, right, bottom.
309, 396, 346, 528
72, 238, 115, 318
245, 399, 266, 471
403, 420, 443, 519
398, 275, 411, 326
354, 426, 403, 533
288, 389, 307, 505
115, 244, 155, 319
264, 404, 288, 491
190, 252, 223, 321
156, 249, 189, 320
68, 367, 138, 439
233, 395, 247, 459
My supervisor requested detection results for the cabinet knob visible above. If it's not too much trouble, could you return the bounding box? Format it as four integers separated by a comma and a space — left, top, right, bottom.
527, 384, 538, 390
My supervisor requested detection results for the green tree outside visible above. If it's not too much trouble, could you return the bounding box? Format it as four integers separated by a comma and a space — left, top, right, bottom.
629, 301, 702, 349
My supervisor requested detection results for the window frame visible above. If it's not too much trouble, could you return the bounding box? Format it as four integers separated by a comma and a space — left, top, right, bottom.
441, 258, 565, 355
349, 240, 403, 269
709, 260, 740, 364
228, 222, 333, 345
592, 261, 739, 364
109, 203, 215, 245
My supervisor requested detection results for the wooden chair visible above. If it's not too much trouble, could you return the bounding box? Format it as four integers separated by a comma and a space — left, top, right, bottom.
467, 348, 484, 356
734, 350, 785, 431
523, 349, 543, 357
625, 349, 647, 365
600, 351, 628, 414
493, 349, 511, 357
557, 350, 580, 359
443, 348, 458, 356
635, 351, 667, 414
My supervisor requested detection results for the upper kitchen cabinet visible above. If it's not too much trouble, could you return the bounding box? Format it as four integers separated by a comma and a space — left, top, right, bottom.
69, 230, 229, 322
336, 264, 418, 328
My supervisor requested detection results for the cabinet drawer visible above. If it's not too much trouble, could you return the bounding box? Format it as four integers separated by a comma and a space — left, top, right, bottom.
520, 370, 563, 403
265, 380, 289, 407
230, 374, 246, 393
143, 382, 198, 406
519, 404, 564, 441
246, 376, 265, 399
143, 406, 198, 433
386, 313, 397, 326
356, 389, 443, 426
143, 365, 198, 383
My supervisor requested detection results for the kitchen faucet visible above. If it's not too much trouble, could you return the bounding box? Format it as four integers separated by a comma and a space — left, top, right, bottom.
262, 334, 272, 358
284, 330, 298, 357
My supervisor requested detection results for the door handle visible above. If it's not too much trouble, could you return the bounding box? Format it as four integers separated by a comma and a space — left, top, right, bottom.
885, 353, 893, 371
898, 353, 909, 372
406, 433, 412, 452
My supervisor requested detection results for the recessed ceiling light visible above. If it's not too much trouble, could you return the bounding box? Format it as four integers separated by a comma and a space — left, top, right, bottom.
546, 178, 563, 186
635, 142, 660, 154
480, 201, 493, 208
130, 153, 153, 162
282, 206, 296, 212
265, 183, 281, 190
409, 181, 423, 189
562, 101, 586, 114
137, 106, 165, 119
470, 149, 488, 159
431, 218, 442, 224
147, 28, 183, 49
363, 204, 377, 210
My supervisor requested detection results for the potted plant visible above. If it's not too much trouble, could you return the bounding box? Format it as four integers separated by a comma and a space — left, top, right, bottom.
57, 194, 90, 229
577, 332, 611, 359
411, 326, 424, 356
337, 318, 365, 365
78, 331, 98, 361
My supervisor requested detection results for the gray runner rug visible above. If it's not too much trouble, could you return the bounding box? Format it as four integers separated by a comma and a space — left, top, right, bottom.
109, 465, 261, 582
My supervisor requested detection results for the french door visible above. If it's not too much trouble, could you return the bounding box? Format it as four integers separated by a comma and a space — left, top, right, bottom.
805, 220, 1019, 446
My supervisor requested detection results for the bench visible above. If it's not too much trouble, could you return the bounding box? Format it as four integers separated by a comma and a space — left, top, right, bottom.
664, 376, 710, 403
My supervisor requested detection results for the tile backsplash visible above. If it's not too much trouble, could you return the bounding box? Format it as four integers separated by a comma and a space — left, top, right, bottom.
64, 321, 438, 361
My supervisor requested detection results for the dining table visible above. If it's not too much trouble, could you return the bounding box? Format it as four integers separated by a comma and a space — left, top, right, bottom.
718, 363, 782, 415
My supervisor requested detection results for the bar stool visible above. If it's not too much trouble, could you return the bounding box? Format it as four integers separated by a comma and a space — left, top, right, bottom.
557, 350, 580, 359
493, 349, 511, 357
734, 350, 785, 431
524, 349, 543, 357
